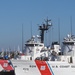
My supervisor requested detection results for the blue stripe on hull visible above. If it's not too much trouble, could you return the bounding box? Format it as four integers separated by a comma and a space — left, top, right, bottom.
46, 61, 54, 75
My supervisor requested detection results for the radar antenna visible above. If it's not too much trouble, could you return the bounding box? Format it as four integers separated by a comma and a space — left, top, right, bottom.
39, 18, 52, 43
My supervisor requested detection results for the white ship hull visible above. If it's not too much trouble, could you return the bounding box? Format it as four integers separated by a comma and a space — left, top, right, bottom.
12, 60, 75, 75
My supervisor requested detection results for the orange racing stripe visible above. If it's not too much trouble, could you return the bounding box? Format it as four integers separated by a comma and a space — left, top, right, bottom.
35, 60, 52, 75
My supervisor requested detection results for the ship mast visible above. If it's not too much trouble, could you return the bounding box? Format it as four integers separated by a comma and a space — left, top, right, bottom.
39, 18, 52, 43
70, 16, 72, 36
58, 18, 60, 44
22, 24, 24, 53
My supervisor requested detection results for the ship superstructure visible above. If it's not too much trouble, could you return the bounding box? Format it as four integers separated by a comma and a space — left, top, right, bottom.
62, 34, 75, 56
24, 35, 44, 60
20, 18, 52, 60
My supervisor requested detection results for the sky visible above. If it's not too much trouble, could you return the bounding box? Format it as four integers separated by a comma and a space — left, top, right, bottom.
0, 0, 75, 51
